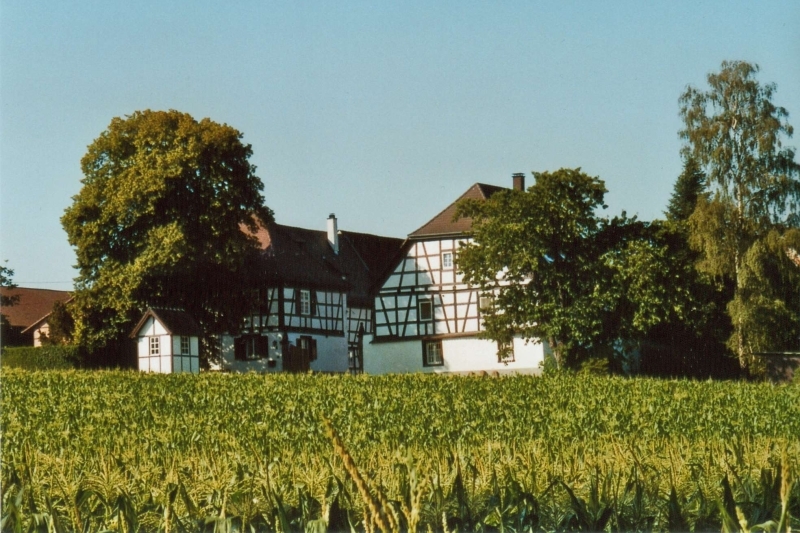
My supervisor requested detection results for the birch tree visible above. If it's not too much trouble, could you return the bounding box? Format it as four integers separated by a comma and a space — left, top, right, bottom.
680, 61, 800, 369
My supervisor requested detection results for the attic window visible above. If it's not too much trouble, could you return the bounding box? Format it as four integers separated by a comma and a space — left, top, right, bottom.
149, 336, 160, 356
418, 298, 433, 321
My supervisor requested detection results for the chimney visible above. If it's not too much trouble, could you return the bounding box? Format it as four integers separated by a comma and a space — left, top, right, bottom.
327, 213, 339, 254
512, 173, 525, 191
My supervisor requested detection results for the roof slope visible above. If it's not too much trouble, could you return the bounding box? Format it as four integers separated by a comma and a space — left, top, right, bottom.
130, 307, 203, 338
0, 287, 71, 328
408, 183, 507, 238
247, 222, 404, 308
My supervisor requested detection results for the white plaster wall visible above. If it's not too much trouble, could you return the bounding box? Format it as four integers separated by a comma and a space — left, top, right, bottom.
363, 334, 545, 375
287, 333, 348, 373
217, 333, 349, 373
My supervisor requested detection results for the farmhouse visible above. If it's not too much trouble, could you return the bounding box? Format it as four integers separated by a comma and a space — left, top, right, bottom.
363, 174, 549, 374
0, 287, 71, 347
217, 215, 403, 373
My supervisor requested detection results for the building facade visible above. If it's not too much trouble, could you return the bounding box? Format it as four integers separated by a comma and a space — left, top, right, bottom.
363, 176, 548, 374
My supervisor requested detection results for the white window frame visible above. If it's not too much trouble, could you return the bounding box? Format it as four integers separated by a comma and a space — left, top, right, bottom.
300, 290, 311, 316
497, 340, 515, 364
418, 298, 433, 322
423, 340, 443, 366
441, 251, 454, 270
149, 336, 160, 356
180, 336, 190, 355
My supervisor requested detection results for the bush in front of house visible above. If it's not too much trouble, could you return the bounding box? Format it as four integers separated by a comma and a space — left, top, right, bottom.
1, 346, 81, 370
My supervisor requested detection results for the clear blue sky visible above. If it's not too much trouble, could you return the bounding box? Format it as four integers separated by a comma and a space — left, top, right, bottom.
2, 1, 798, 291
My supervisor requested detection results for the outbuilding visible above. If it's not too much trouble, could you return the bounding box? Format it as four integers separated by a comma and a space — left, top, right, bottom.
130, 308, 201, 373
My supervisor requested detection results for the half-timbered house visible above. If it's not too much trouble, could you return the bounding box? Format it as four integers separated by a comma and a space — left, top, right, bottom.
363, 174, 549, 374
218, 215, 403, 373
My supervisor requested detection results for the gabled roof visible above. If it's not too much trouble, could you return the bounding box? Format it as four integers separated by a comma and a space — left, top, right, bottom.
408, 183, 507, 239
246, 221, 404, 308
0, 287, 71, 329
129, 307, 203, 338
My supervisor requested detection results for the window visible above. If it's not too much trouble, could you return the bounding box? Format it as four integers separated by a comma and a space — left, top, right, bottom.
418, 298, 433, 321
149, 336, 160, 356
180, 336, 190, 355
479, 294, 494, 311
300, 290, 311, 315
442, 251, 454, 270
298, 335, 318, 361
497, 340, 515, 364
423, 340, 443, 366
234, 335, 268, 361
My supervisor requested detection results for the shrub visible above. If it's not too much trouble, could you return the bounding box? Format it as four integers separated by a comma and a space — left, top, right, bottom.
1, 346, 80, 370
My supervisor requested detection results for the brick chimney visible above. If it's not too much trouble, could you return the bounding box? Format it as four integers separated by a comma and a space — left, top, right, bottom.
327, 213, 339, 254
512, 173, 525, 191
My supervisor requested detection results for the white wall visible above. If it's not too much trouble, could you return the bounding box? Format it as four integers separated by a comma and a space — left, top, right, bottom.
363, 334, 545, 375
217, 332, 349, 373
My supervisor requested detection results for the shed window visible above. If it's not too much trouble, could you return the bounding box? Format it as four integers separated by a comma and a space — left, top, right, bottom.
149, 336, 160, 356
180, 336, 190, 355
423, 340, 443, 366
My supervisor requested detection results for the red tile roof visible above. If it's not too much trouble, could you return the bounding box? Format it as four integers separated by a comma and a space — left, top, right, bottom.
408, 183, 507, 239
0, 287, 71, 328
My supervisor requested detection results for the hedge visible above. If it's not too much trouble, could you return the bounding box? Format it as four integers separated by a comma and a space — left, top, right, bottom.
1, 346, 80, 370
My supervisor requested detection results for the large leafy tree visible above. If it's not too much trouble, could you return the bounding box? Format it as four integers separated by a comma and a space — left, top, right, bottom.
456, 168, 614, 368
1, 262, 19, 341
680, 61, 800, 370
62, 110, 273, 357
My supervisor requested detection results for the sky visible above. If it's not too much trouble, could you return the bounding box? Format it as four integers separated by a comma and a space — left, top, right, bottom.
1, 1, 799, 291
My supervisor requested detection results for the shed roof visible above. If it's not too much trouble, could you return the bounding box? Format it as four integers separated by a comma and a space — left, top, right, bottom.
408, 183, 507, 239
0, 287, 71, 329
129, 308, 203, 338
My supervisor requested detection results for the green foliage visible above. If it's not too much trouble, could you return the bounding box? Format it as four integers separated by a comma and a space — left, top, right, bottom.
666, 156, 707, 223
39, 300, 74, 346
681, 61, 800, 370
456, 168, 611, 367
61, 110, 274, 356
1, 346, 80, 370
1, 370, 799, 531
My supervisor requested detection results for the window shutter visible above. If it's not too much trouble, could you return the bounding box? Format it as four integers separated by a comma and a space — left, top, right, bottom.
234, 337, 245, 361
257, 336, 269, 358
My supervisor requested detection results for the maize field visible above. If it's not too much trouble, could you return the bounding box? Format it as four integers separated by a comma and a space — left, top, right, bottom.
1, 368, 798, 532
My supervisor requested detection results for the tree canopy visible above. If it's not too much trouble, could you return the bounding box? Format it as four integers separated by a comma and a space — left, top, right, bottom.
680, 61, 800, 370
62, 110, 273, 355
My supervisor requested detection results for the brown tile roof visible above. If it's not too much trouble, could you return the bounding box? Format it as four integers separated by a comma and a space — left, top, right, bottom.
130, 307, 203, 338
245, 222, 404, 308
408, 183, 507, 239
0, 287, 71, 328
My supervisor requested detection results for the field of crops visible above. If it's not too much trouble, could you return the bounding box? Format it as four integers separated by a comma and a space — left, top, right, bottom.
2, 369, 798, 532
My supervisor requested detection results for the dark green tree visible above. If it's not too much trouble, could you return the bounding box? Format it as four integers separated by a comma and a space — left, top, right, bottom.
665, 156, 706, 222
680, 61, 800, 370
62, 110, 273, 360
39, 300, 75, 346
1, 262, 19, 343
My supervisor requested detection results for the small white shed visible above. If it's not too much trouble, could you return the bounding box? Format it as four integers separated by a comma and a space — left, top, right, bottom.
130, 308, 202, 373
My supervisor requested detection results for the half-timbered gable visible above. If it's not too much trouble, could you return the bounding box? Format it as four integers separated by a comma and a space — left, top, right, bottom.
219, 215, 403, 373
130, 308, 201, 374
365, 175, 549, 374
